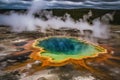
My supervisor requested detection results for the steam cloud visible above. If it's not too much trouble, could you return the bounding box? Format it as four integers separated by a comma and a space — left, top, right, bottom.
0, 0, 114, 40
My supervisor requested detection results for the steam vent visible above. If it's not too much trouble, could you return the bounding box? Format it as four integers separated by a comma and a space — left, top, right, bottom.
30, 37, 107, 66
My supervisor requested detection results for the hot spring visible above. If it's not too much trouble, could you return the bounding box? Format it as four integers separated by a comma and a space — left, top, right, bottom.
33, 37, 106, 62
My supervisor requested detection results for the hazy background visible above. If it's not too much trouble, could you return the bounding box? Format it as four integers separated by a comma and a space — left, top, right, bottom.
0, 0, 120, 9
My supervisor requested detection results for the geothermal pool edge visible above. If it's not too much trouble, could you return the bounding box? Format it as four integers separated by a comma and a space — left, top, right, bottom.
30, 36, 107, 64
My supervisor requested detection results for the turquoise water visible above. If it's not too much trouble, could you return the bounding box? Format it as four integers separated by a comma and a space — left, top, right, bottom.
36, 37, 99, 55
35, 37, 104, 62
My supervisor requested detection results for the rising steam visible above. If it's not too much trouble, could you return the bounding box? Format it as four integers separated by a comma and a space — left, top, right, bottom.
0, 0, 114, 40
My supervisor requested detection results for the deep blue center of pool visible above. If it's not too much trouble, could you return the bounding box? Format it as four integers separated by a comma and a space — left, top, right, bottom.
36, 37, 90, 55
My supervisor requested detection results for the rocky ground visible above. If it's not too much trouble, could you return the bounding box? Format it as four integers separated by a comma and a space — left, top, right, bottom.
0, 25, 120, 80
